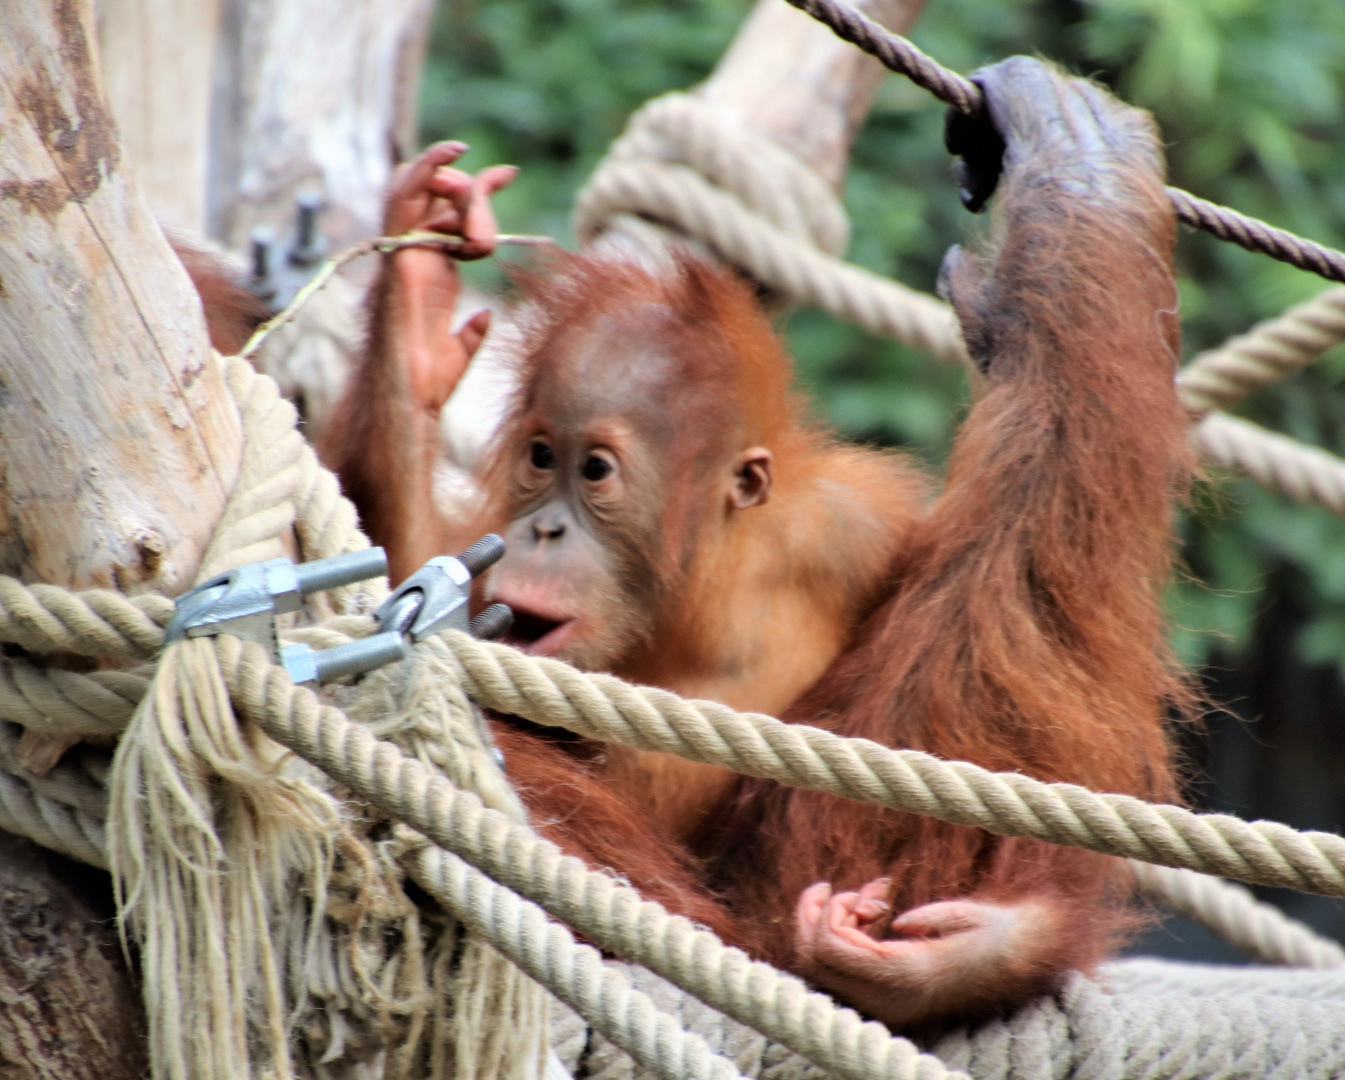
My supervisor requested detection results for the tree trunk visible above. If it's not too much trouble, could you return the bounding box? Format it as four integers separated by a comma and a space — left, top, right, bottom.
0, 2, 246, 1074
207, 0, 434, 253
698, 0, 928, 191
96, 0, 224, 235
0, 0, 243, 595
0, 831, 147, 1080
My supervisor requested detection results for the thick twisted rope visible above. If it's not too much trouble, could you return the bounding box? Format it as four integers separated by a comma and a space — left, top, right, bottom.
1130, 862, 1345, 970
578, 94, 847, 255
0, 658, 147, 738
406, 843, 750, 1080
575, 94, 969, 366
435, 631, 1345, 898
1175, 289, 1345, 512
0, 579, 170, 659
11, 582, 1345, 905
574, 88, 1345, 519
780, 0, 1345, 285
0, 761, 107, 867
554, 958, 1345, 1080
1191, 412, 1345, 515
219, 634, 962, 1080
1178, 286, 1345, 415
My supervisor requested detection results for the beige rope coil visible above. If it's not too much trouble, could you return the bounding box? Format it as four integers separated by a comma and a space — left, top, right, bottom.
1191, 411, 1345, 515
432, 631, 1345, 898
0, 657, 147, 738
201, 631, 1345, 1080
553, 958, 1345, 1080
406, 841, 753, 1080
220, 633, 965, 1080
574, 92, 968, 366
10, 566, 1345, 899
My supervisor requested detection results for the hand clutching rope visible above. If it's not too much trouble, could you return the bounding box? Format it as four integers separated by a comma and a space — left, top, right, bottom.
783, 0, 1345, 286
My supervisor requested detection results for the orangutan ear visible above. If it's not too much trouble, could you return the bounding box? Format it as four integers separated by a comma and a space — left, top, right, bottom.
729, 447, 773, 510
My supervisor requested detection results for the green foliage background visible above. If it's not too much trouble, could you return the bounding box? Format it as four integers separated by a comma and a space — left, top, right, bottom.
420, 0, 1345, 681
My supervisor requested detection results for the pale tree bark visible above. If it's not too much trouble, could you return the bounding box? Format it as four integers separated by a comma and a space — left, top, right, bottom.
0, 0, 242, 595
208, 0, 434, 252
698, 0, 929, 191
96, 0, 224, 235
0, 3, 245, 1073
206, 0, 435, 446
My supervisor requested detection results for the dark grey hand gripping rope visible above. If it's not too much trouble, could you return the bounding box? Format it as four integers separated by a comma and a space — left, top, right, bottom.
782, 0, 1345, 285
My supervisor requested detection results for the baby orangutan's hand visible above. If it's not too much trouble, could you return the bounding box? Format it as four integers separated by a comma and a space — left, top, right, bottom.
380, 141, 518, 414
795, 878, 1067, 1028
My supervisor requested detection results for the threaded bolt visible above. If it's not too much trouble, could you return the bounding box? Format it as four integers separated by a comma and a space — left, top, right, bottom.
458, 534, 506, 577
294, 547, 388, 595
311, 632, 406, 683
469, 603, 514, 641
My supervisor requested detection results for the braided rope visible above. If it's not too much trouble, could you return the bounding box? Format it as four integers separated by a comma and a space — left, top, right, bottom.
219, 634, 962, 1080
780, 0, 1345, 285
10, 580, 1345, 904
1178, 287, 1345, 415
0, 764, 107, 867
0, 579, 170, 659
405, 842, 750, 1080
0, 658, 147, 738
575, 82, 1345, 522
1166, 188, 1345, 286
591, 94, 849, 255
1192, 412, 1345, 515
0, 724, 111, 818
434, 631, 1345, 898
1130, 862, 1345, 970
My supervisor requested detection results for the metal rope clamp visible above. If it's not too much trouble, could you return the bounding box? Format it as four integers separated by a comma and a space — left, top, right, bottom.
165, 548, 404, 687
374, 534, 513, 644
165, 536, 513, 689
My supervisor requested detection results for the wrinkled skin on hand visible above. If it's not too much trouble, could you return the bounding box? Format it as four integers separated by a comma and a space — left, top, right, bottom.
380, 141, 518, 414
939, 57, 1173, 374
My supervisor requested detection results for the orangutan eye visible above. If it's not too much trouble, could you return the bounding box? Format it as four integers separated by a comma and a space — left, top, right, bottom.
530, 442, 557, 470
581, 455, 613, 482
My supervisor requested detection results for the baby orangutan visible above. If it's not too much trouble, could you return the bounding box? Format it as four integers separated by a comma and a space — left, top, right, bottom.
323, 58, 1191, 1028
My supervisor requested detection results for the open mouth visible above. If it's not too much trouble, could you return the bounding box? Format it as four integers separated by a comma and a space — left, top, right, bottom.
500, 608, 575, 655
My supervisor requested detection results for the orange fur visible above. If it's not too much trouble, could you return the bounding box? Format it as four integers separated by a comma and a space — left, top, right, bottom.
703, 178, 1192, 1016
472, 255, 924, 833
323, 71, 1192, 1026
172, 240, 271, 355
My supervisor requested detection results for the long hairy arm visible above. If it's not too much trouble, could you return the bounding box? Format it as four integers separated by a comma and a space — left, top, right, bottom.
863, 58, 1192, 788
712, 59, 1193, 1027
320, 145, 513, 582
